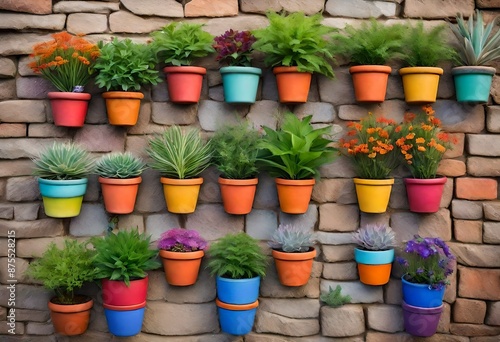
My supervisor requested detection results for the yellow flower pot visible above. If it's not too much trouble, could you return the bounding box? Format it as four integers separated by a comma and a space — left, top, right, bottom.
160, 177, 203, 214
353, 178, 394, 213
399, 67, 443, 104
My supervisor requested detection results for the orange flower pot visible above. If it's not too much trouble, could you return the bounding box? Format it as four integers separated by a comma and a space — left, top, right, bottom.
349, 65, 392, 102
163, 66, 206, 104
102, 91, 144, 126
160, 177, 203, 214
48, 297, 93, 336
357, 263, 393, 285
159, 249, 204, 286
98, 176, 142, 214
218, 177, 258, 215
272, 248, 316, 286
273, 66, 312, 103
48, 92, 91, 127
399, 67, 443, 104
275, 178, 315, 214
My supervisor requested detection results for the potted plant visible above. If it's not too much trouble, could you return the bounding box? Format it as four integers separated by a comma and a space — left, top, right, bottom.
257, 113, 337, 214
32, 142, 95, 218
26, 239, 96, 336
339, 114, 399, 213
213, 29, 261, 103
352, 224, 396, 286
95, 152, 147, 214
211, 122, 261, 215
91, 229, 160, 337
29, 32, 100, 127
207, 232, 267, 335
151, 22, 214, 104
399, 21, 457, 103
157, 228, 208, 286
146, 125, 212, 214
252, 11, 337, 103
395, 105, 456, 213
331, 19, 404, 102
448, 10, 500, 103
396, 235, 455, 337
268, 223, 316, 287
94, 38, 161, 126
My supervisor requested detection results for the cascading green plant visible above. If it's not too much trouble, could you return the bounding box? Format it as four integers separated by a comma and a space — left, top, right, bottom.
95, 152, 147, 179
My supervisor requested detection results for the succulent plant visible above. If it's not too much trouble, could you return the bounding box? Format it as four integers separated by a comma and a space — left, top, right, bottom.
268, 224, 315, 253
95, 152, 147, 179
352, 224, 396, 251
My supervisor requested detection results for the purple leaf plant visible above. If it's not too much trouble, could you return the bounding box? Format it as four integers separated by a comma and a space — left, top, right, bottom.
213, 29, 257, 67
157, 228, 208, 252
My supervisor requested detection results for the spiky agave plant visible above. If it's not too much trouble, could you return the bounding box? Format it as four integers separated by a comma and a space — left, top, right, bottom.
352, 224, 396, 251
268, 224, 315, 252
96, 152, 146, 179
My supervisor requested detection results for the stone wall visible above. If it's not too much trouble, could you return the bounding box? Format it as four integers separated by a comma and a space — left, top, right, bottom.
0, 0, 500, 341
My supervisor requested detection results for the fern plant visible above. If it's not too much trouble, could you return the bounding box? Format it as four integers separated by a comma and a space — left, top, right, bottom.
320, 285, 352, 307
96, 152, 147, 179
207, 233, 268, 279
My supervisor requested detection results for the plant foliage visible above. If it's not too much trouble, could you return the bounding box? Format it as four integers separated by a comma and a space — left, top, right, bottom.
157, 228, 208, 252
268, 223, 315, 253
320, 285, 352, 307
352, 224, 396, 251
213, 29, 257, 67
207, 233, 268, 279
95, 152, 146, 179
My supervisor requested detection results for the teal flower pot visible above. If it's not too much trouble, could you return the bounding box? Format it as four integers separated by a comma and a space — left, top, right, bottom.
452, 66, 495, 103
38, 178, 88, 218
220, 66, 262, 104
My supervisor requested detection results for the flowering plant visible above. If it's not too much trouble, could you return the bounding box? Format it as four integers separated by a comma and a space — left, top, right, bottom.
396, 235, 455, 290
339, 114, 400, 179
29, 32, 100, 92
213, 30, 257, 67
157, 228, 208, 252
395, 105, 456, 179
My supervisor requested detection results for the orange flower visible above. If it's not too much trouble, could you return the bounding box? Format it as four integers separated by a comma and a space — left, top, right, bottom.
417, 146, 426, 152
406, 133, 415, 139
415, 137, 425, 144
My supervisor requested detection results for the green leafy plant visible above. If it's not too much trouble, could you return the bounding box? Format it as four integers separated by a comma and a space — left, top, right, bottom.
95, 152, 147, 179
257, 113, 337, 180
211, 122, 261, 179
352, 224, 396, 251
268, 223, 315, 253
32, 142, 95, 180
91, 229, 160, 286
151, 22, 215, 66
320, 285, 352, 307
94, 38, 161, 91
207, 233, 268, 279
448, 10, 500, 66
146, 125, 212, 179
26, 239, 96, 304
252, 11, 337, 78
332, 19, 404, 65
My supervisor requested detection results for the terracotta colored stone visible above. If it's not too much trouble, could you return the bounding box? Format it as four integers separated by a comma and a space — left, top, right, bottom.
0, 0, 51, 14
458, 267, 500, 300
450, 323, 500, 337
185, 0, 238, 17
0, 124, 26, 137
404, 0, 474, 18
437, 159, 466, 177
453, 220, 483, 243
456, 177, 497, 200
453, 298, 487, 324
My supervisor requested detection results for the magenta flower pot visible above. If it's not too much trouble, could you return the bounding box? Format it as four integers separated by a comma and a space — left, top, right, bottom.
404, 177, 446, 213
402, 301, 443, 337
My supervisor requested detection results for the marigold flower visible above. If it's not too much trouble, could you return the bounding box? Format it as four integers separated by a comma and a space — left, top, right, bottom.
368, 152, 376, 158
406, 133, 415, 139
415, 137, 425, 144
417, 146, 426, 152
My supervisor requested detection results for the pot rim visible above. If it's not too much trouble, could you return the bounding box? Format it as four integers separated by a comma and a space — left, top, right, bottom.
353, 178, 394, 185
402, 300, 444, 314
103, 301, 147, 311
163, 66, 207, 75
98, 176, 142, 185
48, 297, 93, 313
452, 66, 496, 75
47, 92, 92, 100
101, 91, 144, 100
159, 249, 205, 260
216, 298, 259, 310
220, 66, 262, 75
160, 177, 204, 185
349, 65, 392, 74
272, 247, 316, 261
275, 178, 315, 186
218, 177, 258, 186
404, 177, 447, 185
399, 67, 444, 76
273, 66, 311, 75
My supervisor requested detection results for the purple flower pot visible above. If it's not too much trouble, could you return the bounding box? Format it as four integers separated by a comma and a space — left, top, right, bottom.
402, 301, 443, 337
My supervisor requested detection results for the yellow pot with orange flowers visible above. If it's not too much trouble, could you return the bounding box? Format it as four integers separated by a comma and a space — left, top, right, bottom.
29, 32, 100, 127
395, 105, 456, 213
340, 114, 400, 213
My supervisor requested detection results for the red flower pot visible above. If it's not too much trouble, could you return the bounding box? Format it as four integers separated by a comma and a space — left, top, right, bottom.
48, 92, 91, 127
102, 276, 148, 306
163, 66, 206, 104
404, 177, 447, 213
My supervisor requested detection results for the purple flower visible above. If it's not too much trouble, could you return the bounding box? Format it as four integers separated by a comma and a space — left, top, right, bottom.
416, 267, 424, 275
157, 228, 208, 252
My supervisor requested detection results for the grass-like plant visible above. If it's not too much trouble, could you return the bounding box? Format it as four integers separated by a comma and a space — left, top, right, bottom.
95, 152, 147, 179
146, 125, 212, 179
26, 239, 96, 304
320, 285, 352, 307
207, 233, 267, 279
32, 142, 95, 180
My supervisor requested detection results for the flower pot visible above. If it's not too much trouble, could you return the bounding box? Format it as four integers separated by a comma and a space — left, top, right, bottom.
275, 178, 315, 214
216, 299, 259, 336
48, 297, 93, 336
160, 177, 203, 214
98, 176, 142, 214
163, 66, 206, 104
159, 249, 204, 286
273, 66, 312, 103
354, 248, 394, 286
404, 177, 446, 213
220, 66, 262, 104
401, 276, 445, 308
349, 65, 391, 102
216, 275, 260, 305
353, 178, 394, 213
218, 177, 258, 215
38, 178, 88, 218
103, 301, 146, 337
272, 248, 316, 287
102, 276, 149, 306
452, 66, 495, 103
399, 67, 443, 103
402, 301, 443, 337
48, 92, 91, 127
102, 91, 144, 126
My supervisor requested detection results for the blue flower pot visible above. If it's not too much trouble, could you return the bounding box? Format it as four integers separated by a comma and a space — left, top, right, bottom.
354, 248, 394, 265
216, 298, 258, 336
401, 276, 445, 308
452, 66, 495, 103
103, 301, 146, 337
216, 276, 260, 305
220, 66, 262, 104
38, 178, 88, 218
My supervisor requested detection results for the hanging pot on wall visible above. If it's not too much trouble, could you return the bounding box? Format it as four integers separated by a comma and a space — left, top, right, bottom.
220, 66, 261, 104
218, 177, 258, 215
99, 177, 142, 214
102, 91, 144, 126
404, 177, 447, 213
399, 67, 443, 103
273, 66, 312, 103
48, 297, 93, 336
48, 92, 91, 127
354, 248, 394, 285
160, 177, 203, 214
163, 66, 206, 104
272, 248, 316, 286
452, 66, 495, 103
38, 178, 88, 218
275, 178, 315, 214
349, 65, 392, 102
353, 178, 394, 213
159, 249, 204, 286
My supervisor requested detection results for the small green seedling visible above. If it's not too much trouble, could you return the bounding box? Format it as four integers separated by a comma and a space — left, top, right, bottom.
320, 285, 352, 307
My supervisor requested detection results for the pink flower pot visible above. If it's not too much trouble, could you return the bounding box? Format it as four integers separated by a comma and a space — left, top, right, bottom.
404, 177, 446, 213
